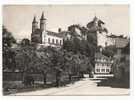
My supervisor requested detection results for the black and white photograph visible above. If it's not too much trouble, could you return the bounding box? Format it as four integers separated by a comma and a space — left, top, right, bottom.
2, 5, 130, 96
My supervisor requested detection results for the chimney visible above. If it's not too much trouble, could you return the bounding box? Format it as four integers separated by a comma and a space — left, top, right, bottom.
58, 28, 62, 33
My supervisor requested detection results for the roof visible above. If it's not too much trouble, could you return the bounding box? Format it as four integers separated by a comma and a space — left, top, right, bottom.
106, 34, 129, 48
32, 28, 64, 38
95, 52, 109, 60
33, 16, 38, 23
107, 34, 125, 38
40, 12, 46, 20
46, 30, 63, 38
59, 31, 70, 36
115, 38, 129, 48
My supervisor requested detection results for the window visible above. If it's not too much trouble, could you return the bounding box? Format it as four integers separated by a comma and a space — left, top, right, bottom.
52, 39, 54, 44
60, 40, 62, 45
56, 39, 58, 44
101, 69, 105, 72
48, 38, 50, 43
106, 69, 109, 72
96, 69, 100, 72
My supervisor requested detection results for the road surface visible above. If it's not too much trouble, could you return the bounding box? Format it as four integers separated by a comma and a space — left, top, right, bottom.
13, 78, 129, 96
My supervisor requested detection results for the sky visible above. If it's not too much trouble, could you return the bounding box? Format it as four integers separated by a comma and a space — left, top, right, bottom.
3, 5, 129, 40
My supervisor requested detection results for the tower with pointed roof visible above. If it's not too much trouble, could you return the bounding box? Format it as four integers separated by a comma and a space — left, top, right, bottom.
32, 16, 38, 33
93, 16, 99, 28
40, 12, 46, 32
40, 12, 47, 43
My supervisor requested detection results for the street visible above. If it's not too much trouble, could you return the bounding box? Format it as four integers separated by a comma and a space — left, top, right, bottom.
13, 77, 129, 96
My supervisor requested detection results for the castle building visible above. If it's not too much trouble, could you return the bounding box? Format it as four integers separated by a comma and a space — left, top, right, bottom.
87, 16, 108, 48
31, 12, 63, 48
106, 35, 129, 48
91, 16, 129, 49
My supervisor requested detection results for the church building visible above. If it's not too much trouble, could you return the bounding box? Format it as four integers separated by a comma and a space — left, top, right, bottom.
31, 12, 63, 48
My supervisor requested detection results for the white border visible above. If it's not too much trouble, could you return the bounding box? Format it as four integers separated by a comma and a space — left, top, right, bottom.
0, 0, 134, 100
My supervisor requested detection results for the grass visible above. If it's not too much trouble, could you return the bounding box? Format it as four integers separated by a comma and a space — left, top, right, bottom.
97, 77, 130, 88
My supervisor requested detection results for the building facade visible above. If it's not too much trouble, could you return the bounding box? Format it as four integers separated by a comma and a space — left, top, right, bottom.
97, 31, 107, 47
31, 12, 63, 48
88, 16, 108, 48
95, 52, 113, 74
106, 35, 129, 47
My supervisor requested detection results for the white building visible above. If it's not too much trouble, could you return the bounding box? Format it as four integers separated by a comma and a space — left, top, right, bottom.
97, 31, 107, 47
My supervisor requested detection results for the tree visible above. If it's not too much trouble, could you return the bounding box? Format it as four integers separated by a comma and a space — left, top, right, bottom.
15, 44, 37, 84
49, 48, 65, 86
2, 26, 16, 71
3, 26, 16, 48
21, 38, 30, 46
34, 47, 52, 85
102, 45, 116, 57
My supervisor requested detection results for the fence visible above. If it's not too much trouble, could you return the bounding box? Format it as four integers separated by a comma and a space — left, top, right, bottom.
3, 71, 69, 83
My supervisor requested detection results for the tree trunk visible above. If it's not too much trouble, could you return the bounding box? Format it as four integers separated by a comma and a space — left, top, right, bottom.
43, 73, 47, 85
56, 72, 61, 87
69, 74, 72, 82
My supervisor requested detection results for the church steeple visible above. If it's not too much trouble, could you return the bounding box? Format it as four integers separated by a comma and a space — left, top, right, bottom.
40, 12, 46, 20
40, 12, 46, 32
93, 16, 99, 28
32, 15, 38, 32
33, 16, 37, 23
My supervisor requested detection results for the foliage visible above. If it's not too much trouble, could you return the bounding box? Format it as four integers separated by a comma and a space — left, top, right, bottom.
15, 45, 36, 72
3, 26, 16, 71
122, 42, 130, 54
3, 26, 16, 48
102, 45, 116, 57
21, 38, 30, 46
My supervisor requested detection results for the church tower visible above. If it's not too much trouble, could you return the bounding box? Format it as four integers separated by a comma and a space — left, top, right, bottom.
32, 16, 38, 33
40, 12, 46, 43
40, 12, 46, 32
93, 16, 99, 27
